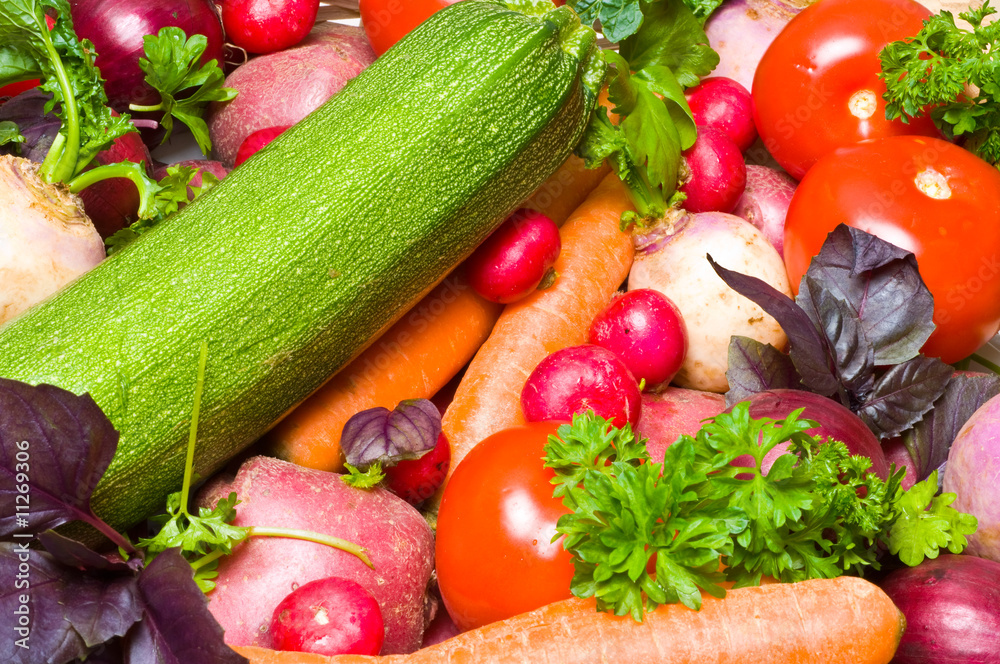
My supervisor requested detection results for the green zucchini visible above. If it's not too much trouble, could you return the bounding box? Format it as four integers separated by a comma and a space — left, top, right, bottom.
0, 0, 603, 532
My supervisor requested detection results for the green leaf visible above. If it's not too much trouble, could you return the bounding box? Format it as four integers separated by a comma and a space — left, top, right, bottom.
0, 120, 24, 146
570, 0, 645, 43
341, 462, 386, 489
618, 0, 719, 87
888, 471, 978, 566
682, 0, 724, 21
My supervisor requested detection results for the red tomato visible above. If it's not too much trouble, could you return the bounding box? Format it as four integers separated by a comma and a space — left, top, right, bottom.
435, 422, 574, 631
358, 0, 462, 56
752, 0, 939, 180
784, 135, 1000, 364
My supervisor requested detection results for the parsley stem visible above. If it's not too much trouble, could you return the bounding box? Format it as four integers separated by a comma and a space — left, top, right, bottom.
128, 103, 163, 113
190, 548, 225, 572
68, 161, 159, 219
247, 526, 373, 569
179, 341, 208, 518
38, 26, 80, 184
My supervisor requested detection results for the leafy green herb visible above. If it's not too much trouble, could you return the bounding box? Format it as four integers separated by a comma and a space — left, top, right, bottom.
879, 1, 1000, 164
342, 462, 386, 489
568, 0, 722, 42
575, 0, 716, 226
545, 406, 977, 620
0, 120, 24, 146
129, 27, 237, 154
682, 0, 724, 21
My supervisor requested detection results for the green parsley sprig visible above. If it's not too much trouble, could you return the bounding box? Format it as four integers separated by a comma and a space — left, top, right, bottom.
879, 1, 1000, 165
544, 406, 978, 621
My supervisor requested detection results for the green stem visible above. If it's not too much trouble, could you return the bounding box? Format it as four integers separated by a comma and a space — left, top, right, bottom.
247, 526, 373, 569
39, 132, 66, 177
190, 548, 225, 571
128, 103, 163, 113
970, 353, 1000, 376
68, 161, 159, 219
39, 30, 80, 183
179, 341, 209, 518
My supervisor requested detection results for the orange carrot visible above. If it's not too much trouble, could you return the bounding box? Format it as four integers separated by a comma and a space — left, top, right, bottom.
265, 270, 501, 471
432, 172, 635, 506
233, 576, 905, 664
522, 154, 611, 225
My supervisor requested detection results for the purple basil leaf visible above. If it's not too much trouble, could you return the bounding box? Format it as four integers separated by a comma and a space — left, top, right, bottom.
0, 379, 120, 539
71, 640, 124, 664
124, 549, 247, 664
901, 372, 1000, 480
802, 275, 875, 399
341, 398, 442, 467
725, 336, 802, 408
37, 531, 138, 573
708, 255, 839, 396
0, 544, 142, 664
857, 356, 954, 439
798, 224, 934, 365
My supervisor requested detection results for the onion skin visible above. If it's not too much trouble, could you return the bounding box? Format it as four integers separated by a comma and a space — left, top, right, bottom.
731, 165, 796, 258
731, 389, 889, 479
879, 554, 1000, 663
70, 0, 225, 109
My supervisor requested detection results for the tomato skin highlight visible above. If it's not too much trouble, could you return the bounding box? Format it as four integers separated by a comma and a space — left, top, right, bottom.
435, 422, 574, 632
784, 135, 1000, 364
752, 0, 939, 180
358, 0, 461, 56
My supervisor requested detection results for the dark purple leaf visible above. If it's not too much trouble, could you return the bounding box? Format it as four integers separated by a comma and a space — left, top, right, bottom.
725, 337, 801, 408
0, 90, 59, 163
901, 372, 1000, 480
858, 357, 954, 439
124, 550, 246, 664
0, 544, 142, 664
0, 380, 120, 539
801, 276, 875, 398
798, 225, 934, 365
708, 255, 839, 396
37, 531, 138, 573
341, 399, 442, 467
71, 640, 124, 664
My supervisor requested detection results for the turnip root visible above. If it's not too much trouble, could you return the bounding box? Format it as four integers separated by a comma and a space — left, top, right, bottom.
635, 387, 726, 463
943, 392, 1000, 561
0, 155, 104, 325
208, 23, 376, 167
628, 212, 790, 393
197, 456, 435, 654
731, 165, 796, 258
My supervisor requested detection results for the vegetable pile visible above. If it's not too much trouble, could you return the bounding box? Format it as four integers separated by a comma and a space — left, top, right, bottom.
3, 0, 1000, 662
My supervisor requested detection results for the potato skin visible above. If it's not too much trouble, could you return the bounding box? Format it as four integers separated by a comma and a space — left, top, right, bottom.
635, 387, 726, 462
197, 456, 436, 654
629, 212, 790, 393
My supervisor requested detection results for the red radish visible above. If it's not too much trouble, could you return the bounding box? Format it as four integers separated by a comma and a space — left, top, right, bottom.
731, 164, 796, 258
685, 77, 757, 153
879, 554, 1000, 663
270, 577, 384, 656
679, 126, 747, 214
731, 389, 889, 479
466, 208, 561, 304
222, 0, 321, 54
521, 344, 641, 428
383, 432, 451, 507
234, 126, 292, 167
588, 289, 687, 391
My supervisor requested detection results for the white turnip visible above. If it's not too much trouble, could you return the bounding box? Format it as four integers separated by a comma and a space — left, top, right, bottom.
0, 156, 105, 325
731, 164, 797, 258
628, 212, 790, 393
678, 126, 747, 214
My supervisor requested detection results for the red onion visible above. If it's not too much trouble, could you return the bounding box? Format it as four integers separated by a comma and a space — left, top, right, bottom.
704, 0, 809, 91
70, 0, 225, 109
731, 389, 889, 479
731, 165, 797, 258
879, 554, 1000, 663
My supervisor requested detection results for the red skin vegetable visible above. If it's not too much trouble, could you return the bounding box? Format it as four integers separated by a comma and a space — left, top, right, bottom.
383, 432, 450, 507
270, 577, 384, 656
222, 0, 321, 54
234, 125, 292, 167
686, 77, 757, 153
635, 387, 726, 463
466, 209, 561, 304
679, 125, 747, 214
521, 344, 642, 428
588, 289, 687, 391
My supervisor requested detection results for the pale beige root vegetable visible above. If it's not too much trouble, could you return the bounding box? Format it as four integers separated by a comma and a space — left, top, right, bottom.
628, 211, 790, 393
0, 155, 104, 325
197, 456, 436, 654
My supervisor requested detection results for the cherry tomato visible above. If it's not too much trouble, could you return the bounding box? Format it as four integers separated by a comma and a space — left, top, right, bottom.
752, 0, 939, 180
435, 422, 574, 631
784, 135, 1000, 364
358, 0, 461, 56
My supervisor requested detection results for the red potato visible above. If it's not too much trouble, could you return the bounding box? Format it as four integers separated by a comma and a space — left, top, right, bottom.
197, 456, 435, 654
208, 23, 376, 166
270, 577, 384, 656
634, 387, 726, 463
731, 164, 796, 258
